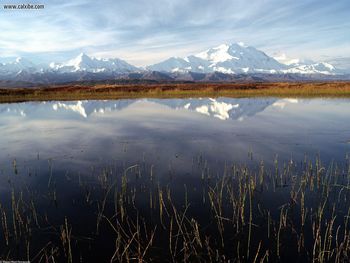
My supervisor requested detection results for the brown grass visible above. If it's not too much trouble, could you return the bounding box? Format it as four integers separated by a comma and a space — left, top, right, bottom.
1, 82, 350, 103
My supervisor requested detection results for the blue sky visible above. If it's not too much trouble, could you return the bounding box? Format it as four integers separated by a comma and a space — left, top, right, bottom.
1, 0, 350, 67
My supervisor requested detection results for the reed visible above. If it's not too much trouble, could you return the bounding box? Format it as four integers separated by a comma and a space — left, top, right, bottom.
0, 152, 349, 262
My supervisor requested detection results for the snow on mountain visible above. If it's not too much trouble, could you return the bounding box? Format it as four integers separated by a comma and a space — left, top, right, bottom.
197, 43, 285, 73
148, 43, 287, 74
49, 53, 140, 73
273, 53, 339, 74
196, 43, 240, 63
0, 53, 140, 77
0, 57, 38, 76
148, 43, 340, 75
283, 62, 338, 74
0, 44, 343, 80
146, 56, 210, 73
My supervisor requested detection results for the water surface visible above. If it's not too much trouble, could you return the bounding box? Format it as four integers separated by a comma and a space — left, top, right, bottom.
1, 97, 349, 169
0, 97, 349, 262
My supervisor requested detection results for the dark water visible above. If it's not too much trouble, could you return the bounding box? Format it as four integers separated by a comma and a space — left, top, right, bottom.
0, 98, 349, 262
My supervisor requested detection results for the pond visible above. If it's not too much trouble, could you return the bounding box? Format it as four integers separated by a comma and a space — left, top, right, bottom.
0, 98, 349, 262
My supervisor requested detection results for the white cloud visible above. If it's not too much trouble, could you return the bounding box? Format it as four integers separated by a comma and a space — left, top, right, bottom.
0, 0, 349, 66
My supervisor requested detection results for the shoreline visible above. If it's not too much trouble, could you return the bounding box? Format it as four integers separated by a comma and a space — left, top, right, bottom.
1, 81, 350, 103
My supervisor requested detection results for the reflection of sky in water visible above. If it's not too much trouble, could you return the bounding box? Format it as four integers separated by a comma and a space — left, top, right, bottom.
0, 98, 349, 262
0, 97, 349, 178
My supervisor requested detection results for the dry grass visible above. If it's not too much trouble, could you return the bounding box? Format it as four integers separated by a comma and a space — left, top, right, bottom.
1, 82, 350, 103
1, 153, 350, 262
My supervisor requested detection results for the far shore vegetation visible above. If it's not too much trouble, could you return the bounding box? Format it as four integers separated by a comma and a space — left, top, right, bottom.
1, 81, 350, 103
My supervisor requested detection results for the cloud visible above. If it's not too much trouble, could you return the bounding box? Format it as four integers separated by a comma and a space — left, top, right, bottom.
0, 0, 349, 66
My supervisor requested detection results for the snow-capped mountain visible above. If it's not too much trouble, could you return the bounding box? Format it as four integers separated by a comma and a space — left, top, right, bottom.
147, 43, 340, 75
148, 43, 286, 74
0, 53, 140, 78
49, 53, 139, 73
0, 57, 38, 76
0, 43, 347, 86
273, 53, 339, 74
283, 62, 338, 75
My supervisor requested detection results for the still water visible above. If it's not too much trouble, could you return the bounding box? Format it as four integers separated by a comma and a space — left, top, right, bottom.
0, 97, 349, 262
0, 98, 349, 169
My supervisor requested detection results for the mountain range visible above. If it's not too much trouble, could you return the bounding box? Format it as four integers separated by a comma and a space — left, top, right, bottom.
0, 43, 348, 86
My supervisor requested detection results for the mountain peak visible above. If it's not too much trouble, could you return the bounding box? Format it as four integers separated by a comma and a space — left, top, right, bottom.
193, 42, 284, 72
63, 53, 93, 71
195, 43, 235, 63
49, 53, 139, 73
0, 43, 343, 80
14, 57, 34, 67
77, 52, 90, 60
73, 52, 92, 64
148, 42, 340, 75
